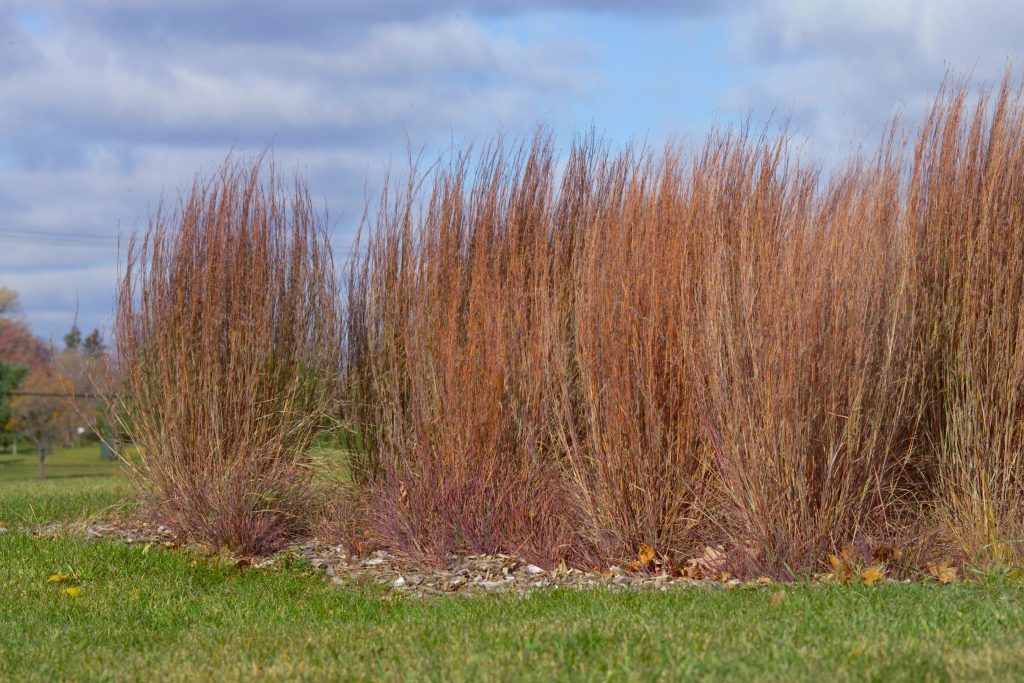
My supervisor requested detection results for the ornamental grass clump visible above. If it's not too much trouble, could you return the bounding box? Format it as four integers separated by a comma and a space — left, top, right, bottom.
343, 128, 922, 573
114, 156, 341, 555
904, 76, 1024, 564
113, 70, 1024, 576
344, 135, 577, 565
551, 141, 711, 564
689, 130, 922, 575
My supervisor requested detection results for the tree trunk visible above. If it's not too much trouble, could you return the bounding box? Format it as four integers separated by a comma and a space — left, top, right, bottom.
38, 452, 45, 480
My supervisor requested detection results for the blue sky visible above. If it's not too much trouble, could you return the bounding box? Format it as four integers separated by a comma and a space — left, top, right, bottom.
2, 0, 1022, 341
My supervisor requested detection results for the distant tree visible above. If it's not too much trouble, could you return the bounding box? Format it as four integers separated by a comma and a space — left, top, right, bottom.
10, 368, 77, 479
0, 288, 19, 317
0, 294, 106, 470
56, 343, 110, 437
0, 361, 27, 451
0, 318, 51, 370
0, 298, 51, 454
83, 329, 106, 357
64, 324, 82, 352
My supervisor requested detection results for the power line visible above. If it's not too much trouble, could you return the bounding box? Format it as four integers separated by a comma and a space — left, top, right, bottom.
4, 391, 101, 399
0, 228, 363, 258
0, 229, 118, 250
1, 228, 113, 242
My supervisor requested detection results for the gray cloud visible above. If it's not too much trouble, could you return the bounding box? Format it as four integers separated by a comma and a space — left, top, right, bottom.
30, 0, 733, 46
0, 16, 587, 149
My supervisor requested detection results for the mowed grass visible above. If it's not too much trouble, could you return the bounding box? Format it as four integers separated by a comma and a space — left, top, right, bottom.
0, 444, 122, 481
0, 445, 133, 525
4, 453, 1024, 681
5, 534, 1024, 682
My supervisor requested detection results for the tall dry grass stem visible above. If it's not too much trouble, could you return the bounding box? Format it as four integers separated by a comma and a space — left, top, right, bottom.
114, 155, 341, 555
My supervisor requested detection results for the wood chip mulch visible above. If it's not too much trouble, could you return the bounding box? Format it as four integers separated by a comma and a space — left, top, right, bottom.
30, 520, 760, 596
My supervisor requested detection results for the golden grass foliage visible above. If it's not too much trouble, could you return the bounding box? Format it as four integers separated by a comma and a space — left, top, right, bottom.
116, 73, 1024, 572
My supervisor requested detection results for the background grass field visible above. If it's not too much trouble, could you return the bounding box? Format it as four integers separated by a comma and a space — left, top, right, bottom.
0, 444, 121, 482
0, 445, 132, 525
4, 449, 1024, 681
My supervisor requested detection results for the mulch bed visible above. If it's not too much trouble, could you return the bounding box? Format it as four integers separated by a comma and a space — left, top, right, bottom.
30, 520, 930, 595
26, 520, 762, 596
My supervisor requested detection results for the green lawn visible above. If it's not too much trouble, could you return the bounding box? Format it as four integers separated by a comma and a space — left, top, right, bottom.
0, 443, 123, 482
4, 452, 1024, 681
0, 444, 132, 525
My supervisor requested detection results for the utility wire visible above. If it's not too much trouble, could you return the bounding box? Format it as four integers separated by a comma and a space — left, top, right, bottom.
0, 229, 118, 250
0, 228, 113, 242
4, 391, 101, 399
0, 229, 360, 255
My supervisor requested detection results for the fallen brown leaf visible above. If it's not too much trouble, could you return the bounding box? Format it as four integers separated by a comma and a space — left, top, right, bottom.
828, 545, 859, 584
861, 564, 885, 585
927, 561, 959, 584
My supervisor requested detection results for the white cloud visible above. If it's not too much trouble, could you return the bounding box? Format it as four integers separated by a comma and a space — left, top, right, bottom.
726, 0, 1024, 157
0, 5, 597, 339
4, 0, 1024, 342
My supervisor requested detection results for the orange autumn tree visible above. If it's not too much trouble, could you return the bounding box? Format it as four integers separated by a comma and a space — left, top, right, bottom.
10, 367, 77, 479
